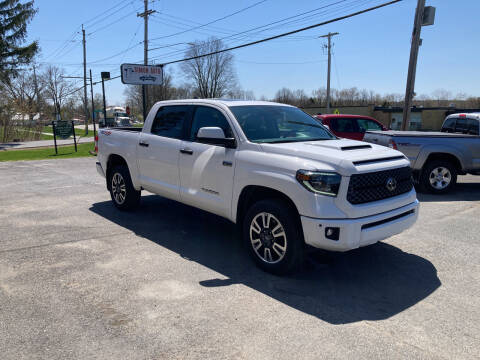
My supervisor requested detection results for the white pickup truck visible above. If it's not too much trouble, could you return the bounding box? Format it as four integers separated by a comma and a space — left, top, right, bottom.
96, 99, 419, 274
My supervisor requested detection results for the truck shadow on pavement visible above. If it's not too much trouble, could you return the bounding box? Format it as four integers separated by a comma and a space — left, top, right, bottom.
417, 181, 480, 202
90, 195, 441, 325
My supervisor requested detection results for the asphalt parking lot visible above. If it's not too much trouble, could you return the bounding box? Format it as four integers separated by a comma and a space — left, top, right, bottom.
1, 157, 479, 359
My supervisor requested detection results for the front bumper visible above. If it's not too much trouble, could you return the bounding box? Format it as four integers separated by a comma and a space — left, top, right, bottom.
96, 162, 106, 178
301, 200, 419, 251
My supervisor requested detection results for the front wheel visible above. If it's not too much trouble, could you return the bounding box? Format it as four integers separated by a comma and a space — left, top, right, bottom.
243, 199, 305, 275
108, 165, 141, 210
420, 160, 457, 194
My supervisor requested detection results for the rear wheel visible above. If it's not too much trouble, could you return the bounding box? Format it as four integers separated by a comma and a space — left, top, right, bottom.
243, 199, 305, 275
108, 165, 140, 210
420, 160, 457, 194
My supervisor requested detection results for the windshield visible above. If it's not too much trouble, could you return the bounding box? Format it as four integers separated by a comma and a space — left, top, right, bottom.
229, 105, 335, 143
115, 112, 129, 117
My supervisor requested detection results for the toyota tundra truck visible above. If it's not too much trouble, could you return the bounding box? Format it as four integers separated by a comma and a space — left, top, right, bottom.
96, 99, 419, 274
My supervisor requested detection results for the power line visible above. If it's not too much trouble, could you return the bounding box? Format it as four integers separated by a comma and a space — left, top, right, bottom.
160, 0, 402, 66
87, 3, 142, 36
237, 59, 327, 65
147, 0, 358, 62
119, 0, 376, 66
149, 0, 268, 41
84, 0, 133, 28
120, 22, 143, 64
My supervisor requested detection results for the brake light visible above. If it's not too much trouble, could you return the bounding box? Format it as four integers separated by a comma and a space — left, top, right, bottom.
459, 114, 466, 117
388, 139, 398, 150
94, 134, 98, 153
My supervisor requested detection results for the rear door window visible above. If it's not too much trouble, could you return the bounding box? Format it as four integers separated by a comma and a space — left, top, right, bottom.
442, 118, 456, 132
468, 119, 479, 135
330, 118, 358, 133
151, 105, 191, 139
357, 119, 382, 132
455, 118, 468, 134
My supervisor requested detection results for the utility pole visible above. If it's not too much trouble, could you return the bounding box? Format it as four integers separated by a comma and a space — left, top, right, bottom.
82, 25, 89, 135
137, 0, 156, 122
320, 32, 339, 113
401, 0, 435, 130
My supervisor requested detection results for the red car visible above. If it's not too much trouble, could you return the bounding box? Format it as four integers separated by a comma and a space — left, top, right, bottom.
314, 114, 387, 141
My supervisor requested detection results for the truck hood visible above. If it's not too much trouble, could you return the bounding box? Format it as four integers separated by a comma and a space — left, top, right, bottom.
259, 139, 407, 175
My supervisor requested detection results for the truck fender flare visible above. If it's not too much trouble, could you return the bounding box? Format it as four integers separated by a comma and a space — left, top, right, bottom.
414, 145, 465, 171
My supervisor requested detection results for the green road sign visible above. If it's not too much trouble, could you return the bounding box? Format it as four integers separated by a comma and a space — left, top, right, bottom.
54, 120, 73, 139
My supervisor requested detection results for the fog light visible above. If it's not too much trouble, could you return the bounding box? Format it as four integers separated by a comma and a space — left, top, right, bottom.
325, 227, 340, 241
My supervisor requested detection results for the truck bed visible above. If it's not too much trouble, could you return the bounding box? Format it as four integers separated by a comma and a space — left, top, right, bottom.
103, 126, 143, 132
366, 130, 479, 138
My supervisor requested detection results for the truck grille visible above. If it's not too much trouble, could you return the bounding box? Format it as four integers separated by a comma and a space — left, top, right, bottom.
347, 167, 413, 204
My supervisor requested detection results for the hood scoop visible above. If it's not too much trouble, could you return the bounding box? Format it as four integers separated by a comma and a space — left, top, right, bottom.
353, 156, 405, 166
341, 145, 372, 151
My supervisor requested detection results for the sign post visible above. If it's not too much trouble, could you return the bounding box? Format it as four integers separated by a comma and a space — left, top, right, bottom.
52, 120, 77, 154
101, 72, 110, 129
72, 120, 77, 152
52, 121, 58, 155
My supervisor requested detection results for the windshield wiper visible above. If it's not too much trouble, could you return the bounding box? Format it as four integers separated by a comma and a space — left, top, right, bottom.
287, 121, 323, 128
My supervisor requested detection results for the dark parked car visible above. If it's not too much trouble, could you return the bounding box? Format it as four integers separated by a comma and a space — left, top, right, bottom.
314, 114, 387, 141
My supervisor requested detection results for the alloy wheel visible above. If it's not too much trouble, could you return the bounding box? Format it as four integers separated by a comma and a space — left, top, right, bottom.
249, 212, 287, 264
429, 167, 451, 190
111, 172, 127, 205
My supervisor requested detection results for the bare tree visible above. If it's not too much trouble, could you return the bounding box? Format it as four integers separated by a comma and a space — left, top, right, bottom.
0, 67, 45, 141
180, 38, 237, 98
226, 88, 255, 100
41, 66, 74, 119
431, 89, 452, 106
274, 87, 295, 104
1, 68, 40, 116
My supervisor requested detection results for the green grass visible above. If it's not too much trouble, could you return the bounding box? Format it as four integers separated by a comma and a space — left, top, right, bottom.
75, 129, 95, 138
0, 142, 96, 162
43, 125, 94, 138
42, 126, 54, 134
133, 123, 144, 128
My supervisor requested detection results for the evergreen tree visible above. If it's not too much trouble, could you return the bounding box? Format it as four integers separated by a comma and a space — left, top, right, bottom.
0, 0, 38, 80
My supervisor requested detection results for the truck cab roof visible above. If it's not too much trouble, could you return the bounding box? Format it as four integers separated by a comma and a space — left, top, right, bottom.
445, 112, 480, 120
151, 99, 295, 108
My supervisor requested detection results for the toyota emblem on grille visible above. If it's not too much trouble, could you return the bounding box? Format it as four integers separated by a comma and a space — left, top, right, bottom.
386, 177, 397, 192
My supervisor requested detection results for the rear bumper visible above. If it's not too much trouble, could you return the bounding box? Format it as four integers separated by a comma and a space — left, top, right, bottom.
96, 162, 106, 178
301, 200, 419, 251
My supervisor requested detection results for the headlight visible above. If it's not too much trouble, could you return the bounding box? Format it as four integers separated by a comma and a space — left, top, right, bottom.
296, 170, 342, 197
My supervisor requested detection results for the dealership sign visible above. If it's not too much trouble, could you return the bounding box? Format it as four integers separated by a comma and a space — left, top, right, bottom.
120, 63, 163, 85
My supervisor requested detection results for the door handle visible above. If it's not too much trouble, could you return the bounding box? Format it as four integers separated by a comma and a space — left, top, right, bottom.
180, 148, 193, 155
139, 142, 149, 147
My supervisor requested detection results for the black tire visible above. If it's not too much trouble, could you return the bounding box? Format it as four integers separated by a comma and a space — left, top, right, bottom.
420, 160, 457, 194
243, 199, 305, 275
108, 165, 141, 210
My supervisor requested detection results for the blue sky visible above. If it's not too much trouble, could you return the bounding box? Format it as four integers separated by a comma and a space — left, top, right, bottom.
28, 0, 480, 106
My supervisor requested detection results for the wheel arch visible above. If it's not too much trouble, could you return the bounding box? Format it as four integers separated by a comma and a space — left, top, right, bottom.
423, 152, 463, 174
414, 146, 465, 173
236, 185, 301, 225
106, 154, 129, 191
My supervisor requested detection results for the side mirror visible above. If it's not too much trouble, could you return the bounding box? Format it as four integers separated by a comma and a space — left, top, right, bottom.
197, 127, 236, 148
